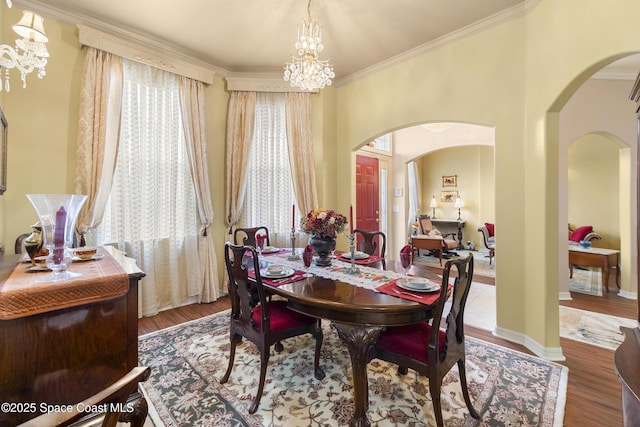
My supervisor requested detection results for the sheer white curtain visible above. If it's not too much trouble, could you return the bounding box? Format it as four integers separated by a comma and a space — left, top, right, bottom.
97, 59, 200, 317
407, 161, 421, 236
242, 93, 298, 248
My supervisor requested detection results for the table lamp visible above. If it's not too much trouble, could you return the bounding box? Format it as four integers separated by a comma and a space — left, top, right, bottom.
429, 195, 438, 218
454, 196, 464, 221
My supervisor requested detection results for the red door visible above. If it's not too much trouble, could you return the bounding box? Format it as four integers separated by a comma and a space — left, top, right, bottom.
355, 155, 380, 235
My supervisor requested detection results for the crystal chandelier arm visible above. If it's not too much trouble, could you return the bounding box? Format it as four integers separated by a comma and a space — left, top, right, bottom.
0, 41, 48, 90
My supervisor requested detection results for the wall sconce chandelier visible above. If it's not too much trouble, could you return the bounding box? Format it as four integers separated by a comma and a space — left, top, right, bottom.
283, 0, 335, 91
0, 0, 49, 92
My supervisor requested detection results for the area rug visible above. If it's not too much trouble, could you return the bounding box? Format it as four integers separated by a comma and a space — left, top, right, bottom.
413, 249, 495, 278
138, 310, 568, 427
462, 281, 630, 350
559, 305, 637, 350
567, 267, 602, 296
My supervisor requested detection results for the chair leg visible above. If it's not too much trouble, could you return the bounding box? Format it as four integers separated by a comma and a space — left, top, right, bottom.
220, 334, 241, 384
429, 378, 445, 427
457, 359, 481, 419
249, 346, 270, 414
313, 320, 325, 380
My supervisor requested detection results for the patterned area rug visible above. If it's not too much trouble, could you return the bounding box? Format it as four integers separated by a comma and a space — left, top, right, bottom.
567, 267, 602, 296
138, 311, 568, 426
461, 281, 631, 350
559, 305, 637, 350
413, 249, 495, 278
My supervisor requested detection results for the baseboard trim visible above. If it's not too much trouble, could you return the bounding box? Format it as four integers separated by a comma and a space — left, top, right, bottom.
494, 326, 566, 361
558, 292, 572, 301
618, 290, 638, 300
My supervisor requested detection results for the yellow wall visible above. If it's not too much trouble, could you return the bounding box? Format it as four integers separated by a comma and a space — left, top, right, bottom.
2, 6, 83, 245
568, 134, 620, 249
419, 145, 494, 249
3, 0, 640, 358
335, 0, 640, 358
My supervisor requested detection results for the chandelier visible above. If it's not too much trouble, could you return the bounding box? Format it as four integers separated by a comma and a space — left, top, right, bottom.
283, 0, 335, 91
0, 0, 49, 91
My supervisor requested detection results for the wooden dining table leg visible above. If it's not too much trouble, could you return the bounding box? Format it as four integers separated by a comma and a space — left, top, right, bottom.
332, 322, 384, 427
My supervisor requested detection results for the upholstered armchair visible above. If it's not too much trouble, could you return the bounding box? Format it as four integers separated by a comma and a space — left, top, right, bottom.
477, 224, 495, 264
410, 215, 458, 266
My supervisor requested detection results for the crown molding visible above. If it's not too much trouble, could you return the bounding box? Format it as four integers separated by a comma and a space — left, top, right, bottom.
335, 0, 542, 87
16, 0, 221, 83
225, 75, 318, 93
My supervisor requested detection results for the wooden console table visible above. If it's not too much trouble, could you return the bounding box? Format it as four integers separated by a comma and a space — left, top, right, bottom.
0, 247, 144, 425
568, 246, 620, 293
431, 219, 465, 249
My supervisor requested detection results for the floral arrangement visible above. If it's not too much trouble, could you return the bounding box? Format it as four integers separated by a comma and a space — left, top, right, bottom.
300, 209, 348, 238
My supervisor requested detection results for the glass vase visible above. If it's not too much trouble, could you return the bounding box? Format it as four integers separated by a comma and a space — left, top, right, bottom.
26, 194, 88, 282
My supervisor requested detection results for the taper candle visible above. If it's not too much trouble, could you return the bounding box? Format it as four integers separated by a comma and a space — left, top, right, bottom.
292, 204, 295, 230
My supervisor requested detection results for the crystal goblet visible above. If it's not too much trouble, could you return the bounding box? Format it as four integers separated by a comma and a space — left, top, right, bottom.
400, 252, 412, 277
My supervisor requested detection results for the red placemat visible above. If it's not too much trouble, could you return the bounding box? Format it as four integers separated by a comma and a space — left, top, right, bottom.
335, 254, 385, 265
248, 269, 307, 286
377, 279, 449, 305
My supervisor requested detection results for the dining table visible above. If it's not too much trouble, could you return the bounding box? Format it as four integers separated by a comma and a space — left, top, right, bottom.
254, 248, 447, 427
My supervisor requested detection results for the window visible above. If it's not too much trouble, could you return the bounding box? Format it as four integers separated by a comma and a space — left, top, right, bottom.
242, 93, 297, 247
97, 59, 199, 316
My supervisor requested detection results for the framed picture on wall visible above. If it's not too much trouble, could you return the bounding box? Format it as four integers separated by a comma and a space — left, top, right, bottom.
442, 175, 457, 187
440, 190, 458, 202
0, 108, 6, 195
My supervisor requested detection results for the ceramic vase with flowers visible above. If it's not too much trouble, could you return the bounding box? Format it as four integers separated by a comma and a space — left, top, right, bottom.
300, 209, 348, 266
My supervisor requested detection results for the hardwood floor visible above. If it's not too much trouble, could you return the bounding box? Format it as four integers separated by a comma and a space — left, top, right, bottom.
138, 268, 636, 427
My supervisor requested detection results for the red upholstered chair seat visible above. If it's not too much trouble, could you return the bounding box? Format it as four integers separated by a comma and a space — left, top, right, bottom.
252, 300, 317, 332
375, 322, 447, 364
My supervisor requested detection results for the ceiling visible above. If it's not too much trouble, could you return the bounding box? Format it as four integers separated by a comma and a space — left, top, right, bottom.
17, 0, 534, 84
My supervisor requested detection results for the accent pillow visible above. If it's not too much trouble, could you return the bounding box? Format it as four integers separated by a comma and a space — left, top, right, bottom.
569, 225, 593, 242
420, 218, 432, 234
484, 223, 495, 237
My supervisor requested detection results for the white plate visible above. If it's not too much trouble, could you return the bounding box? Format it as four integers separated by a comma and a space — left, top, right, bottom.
72, 254, 105, 262
341, 251, 370, 260
397, 278, 441, 293
260, 268, 295, 279
261, 246, 279, 254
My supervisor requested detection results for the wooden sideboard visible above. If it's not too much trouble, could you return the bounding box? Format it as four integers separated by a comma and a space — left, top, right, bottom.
615, 327, 640, 427
0, 248, 144, 425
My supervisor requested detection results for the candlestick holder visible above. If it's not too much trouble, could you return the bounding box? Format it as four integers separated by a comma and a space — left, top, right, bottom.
344, 233, 361, 275
287, 229, 300, 261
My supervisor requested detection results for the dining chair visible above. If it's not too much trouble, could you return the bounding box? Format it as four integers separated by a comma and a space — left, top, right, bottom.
233, 226, 270, 248
17, 366, 151, 427
367, 254, 481, 427
221, 242, 324, 414
353, 229, 386, 268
